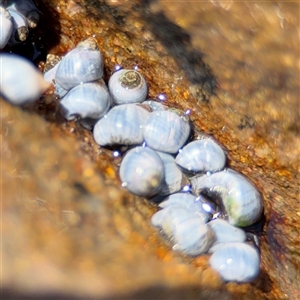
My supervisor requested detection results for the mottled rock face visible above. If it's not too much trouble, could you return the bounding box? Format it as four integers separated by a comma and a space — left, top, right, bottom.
2, 0, 299, 299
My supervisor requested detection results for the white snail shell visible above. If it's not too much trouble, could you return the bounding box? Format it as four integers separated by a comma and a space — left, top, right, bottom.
209, 243, 260, 282
7, 7, 28, 44
55, 38, 104, 91
152, 206, 215, 256
7, 0, 40, 28
119, 146, 164, 198
143, 109, 191, 154
190, 169, 263, 227
0, 53, 50, 105
0, 6, 13, 49
108, 69, 148, 105
93, 103, 150, 146
175, 138, 226, 173
60, 81, 111, 120
158, 193, 212, 224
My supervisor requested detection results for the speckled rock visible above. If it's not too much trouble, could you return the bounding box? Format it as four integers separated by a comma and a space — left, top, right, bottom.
2, 0, 299, 299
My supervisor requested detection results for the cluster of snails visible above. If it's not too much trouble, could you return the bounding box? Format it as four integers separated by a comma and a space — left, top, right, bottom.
0, 36, 264, 283
0, 0, 40, 49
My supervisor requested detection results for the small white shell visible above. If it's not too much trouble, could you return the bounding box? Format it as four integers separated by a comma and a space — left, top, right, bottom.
7, 0, 40, 28
158, 193, 212, 223
119, 146, 164, 197
60, 81, 111, 120
108, 69, 148, 105
209, 243, 260, 282
7, 8, 28, 44
143, 110, 191, 154
55, 38, 103, 91
207, 219, 246, 252
191, 169, 263, 227
175, 139, 226, 173
93, 103, 149, 146
0, 7, 13, 49
152, 206, 215, 256
0, 53, 50, 105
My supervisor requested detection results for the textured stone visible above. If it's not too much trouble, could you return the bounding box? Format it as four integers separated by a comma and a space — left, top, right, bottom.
2, 0, 299, 299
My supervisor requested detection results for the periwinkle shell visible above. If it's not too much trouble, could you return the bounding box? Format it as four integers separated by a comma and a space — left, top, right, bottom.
0, 53, 50, 105
7, 8, 28, 44
158, 193, 212, 223
93, 104, 149, 146
60, 81, 111, 120
55, 38, 103, 91
119, 146, 164, 197
209, 242, 260, 282
143, 110, 191, 154
7, 0, 40, 28
108, 69, 148, 105
175, 139, 226, 173
191, 169, 263, 227
0, 7, 13, 49
152, 206, 215, 256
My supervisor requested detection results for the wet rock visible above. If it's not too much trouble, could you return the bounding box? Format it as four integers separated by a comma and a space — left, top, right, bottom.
2, 0, 299, 299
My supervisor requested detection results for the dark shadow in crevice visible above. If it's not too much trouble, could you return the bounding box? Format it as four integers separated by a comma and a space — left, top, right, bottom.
88, 0, 217, 100
144, 13, 216, 92
138, 0, 217, 98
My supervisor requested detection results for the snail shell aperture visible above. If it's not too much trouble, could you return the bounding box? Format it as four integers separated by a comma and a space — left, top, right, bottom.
191, 169, 263, 227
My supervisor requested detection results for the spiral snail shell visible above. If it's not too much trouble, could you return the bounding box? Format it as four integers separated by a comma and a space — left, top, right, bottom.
60, 81, 111, 121
119, 146, 164, 198
191, 169, 263, 227
209, 242, 260, 282
152, 206, 215, 256
93, 103, 150, 147
143, 109, 191, 154
7, 7, 28, 45
108, 69, 148, 105
55, 37, 104, 91
175, 138, 226, 173
7, 0, 40, 29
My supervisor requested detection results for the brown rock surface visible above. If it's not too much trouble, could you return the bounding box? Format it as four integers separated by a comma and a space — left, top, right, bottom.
2, 0, 299, 299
